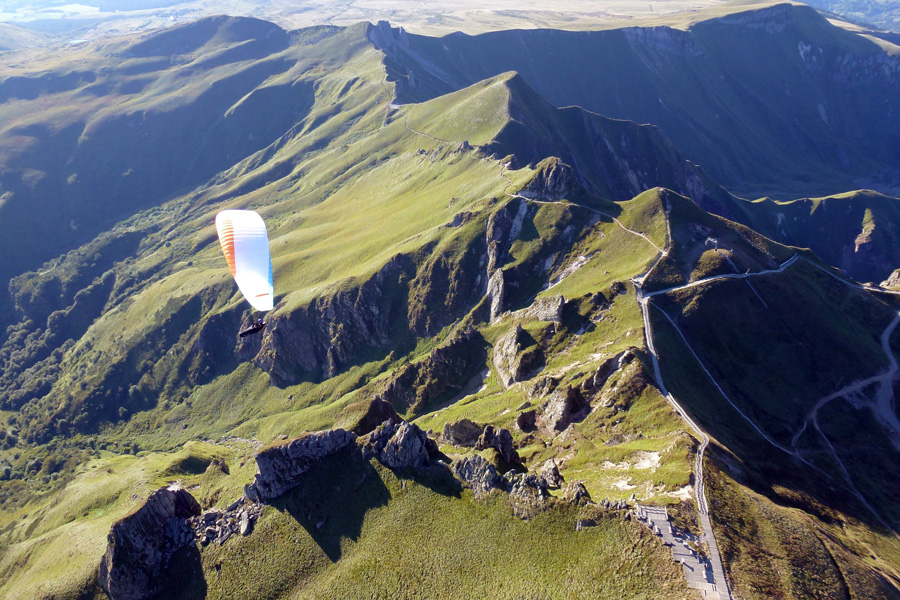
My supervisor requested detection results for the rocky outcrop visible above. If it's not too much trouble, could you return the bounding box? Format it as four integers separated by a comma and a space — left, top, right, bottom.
451, 454, 501, 499
503, 472, 550, 519
882, 268, 900, 289
452, 453, 578, 519
98, 486, 201, 600
539, 458, 564, 489
540, 385, 589, 432
840, 215, 897, 284
487, 270, 506, 323
245, 420, 439, 504
518, 158, 584, 202
485, 199, 528, 321
533, 350, 637, 431
528, 375, 560, 400
515, 409, 537, 432
373, 327, 487, 416
581, 349, 635, 400
442, 418, 483, 447
486, 199, 528, 274
521, 295, 565, 323
493, 324, 543, 388
474, 425, 521, 468
250, 429, 357, 501
599, 497, 629, 511
359, 419, 439, 469
562, 481, 592, 505
187, 496, 262, 546
451, 454, 550, 517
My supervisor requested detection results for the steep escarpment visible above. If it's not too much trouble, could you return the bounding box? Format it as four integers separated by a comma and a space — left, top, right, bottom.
98, 486, 202, 600
740, 190, 900, 283
372, 4, 900, 197
481, 74, 739, 217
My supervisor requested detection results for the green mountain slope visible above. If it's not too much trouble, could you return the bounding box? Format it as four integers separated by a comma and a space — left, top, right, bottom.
1, 9, 900, 600
642, 193, 900, 598
0, 22, 49, 52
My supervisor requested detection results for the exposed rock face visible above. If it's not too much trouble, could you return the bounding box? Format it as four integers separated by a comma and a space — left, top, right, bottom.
359, 419, 439, 469
562, 481, 592, 505
579, 349, 636, 404
882, 268, 900, 289
253, 254, 416, 383
486, 199, 528, 321
518, 158, 584, 202
452, 454, 501, 499
493, 324, 543, 388
522, 295, 565, 323
540, 385, 589, 432
475, 425, 521, 467
840, 216, 897, 284
503, 472, 550, 519
373, 327, 486, 415
486, 199, 528, 274
245, 420, 439, 505
187, 496, 262, 546
539, 458, 564, 489
528, 375, 560, 400
442, 418, 483, 447
453, 454, 561, 519
251, 429, 357, 501
599, 497, 628, 511
487, 270, 506, 323
98, 486, 201, 600
515, 409, 537, 432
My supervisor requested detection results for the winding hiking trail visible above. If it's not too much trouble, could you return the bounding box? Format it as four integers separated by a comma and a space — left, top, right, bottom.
790, 308, 900, 540
643, 241, 900, 547
628, 209, 732, 600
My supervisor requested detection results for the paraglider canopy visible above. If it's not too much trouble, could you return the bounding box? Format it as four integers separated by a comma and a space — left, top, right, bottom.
215, 210, 274, 312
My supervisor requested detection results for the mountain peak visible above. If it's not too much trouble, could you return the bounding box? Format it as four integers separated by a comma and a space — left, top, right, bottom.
124, 15, 289, 58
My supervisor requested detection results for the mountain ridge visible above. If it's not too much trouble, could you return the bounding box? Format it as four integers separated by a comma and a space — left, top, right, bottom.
1, 9, 900, 600
371, 3, 900, 198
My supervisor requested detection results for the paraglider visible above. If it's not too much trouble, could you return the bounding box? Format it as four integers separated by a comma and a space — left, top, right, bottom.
215, 210, 273, 337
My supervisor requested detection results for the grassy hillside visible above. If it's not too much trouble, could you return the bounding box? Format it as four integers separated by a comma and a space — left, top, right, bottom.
1, 8, 900, 600
0, 19, 709, 599
0, 22, 49, 51
642, 195, 900, 596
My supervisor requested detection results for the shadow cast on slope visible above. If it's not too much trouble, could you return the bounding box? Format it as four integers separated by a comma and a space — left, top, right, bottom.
160, 543, 208, 600
269, 446, 463, 562
650, 278, 900, 535
270, 446, 391, 562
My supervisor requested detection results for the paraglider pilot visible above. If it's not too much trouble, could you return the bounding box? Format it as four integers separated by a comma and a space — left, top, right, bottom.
239, 317, 266, 338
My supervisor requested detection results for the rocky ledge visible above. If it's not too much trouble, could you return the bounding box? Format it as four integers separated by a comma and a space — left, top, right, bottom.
450, 453, 595, 519
188, 496, 262, 546
359, 418, 440, 469
248, 428, 358, 501
98, 486, 201, 600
